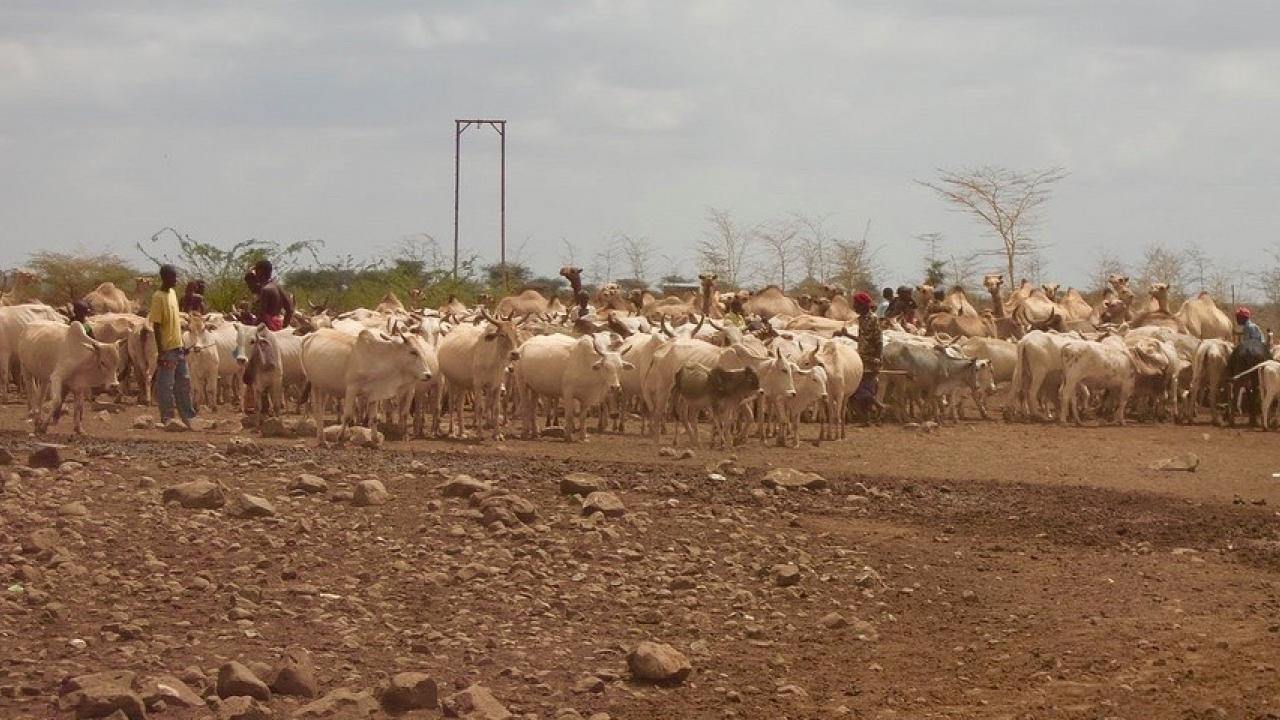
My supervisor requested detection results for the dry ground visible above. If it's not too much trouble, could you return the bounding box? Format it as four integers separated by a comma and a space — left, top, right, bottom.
2, 401, 1279, 720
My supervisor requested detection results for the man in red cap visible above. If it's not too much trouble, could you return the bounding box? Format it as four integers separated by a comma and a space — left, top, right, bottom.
1236, 307, 1264, 343
851, 291, 883, 424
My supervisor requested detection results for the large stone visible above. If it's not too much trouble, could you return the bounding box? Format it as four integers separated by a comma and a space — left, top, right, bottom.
559, 472, 604, 496
163, 480, 226, 509
441, 684, 511, 719
216, 661, 271, 701
441, 474, 490, 498
58, 670, 147, 720
478, 494, 537, 526
761, 468, 828, 490
216, 695, 273, 720
139, 674, 204, 709
378, 672, 438, 712
231, 493, 276, 519
581, 491, 626, 518
352, 479, 389, 507
226, 437, 261, 456
289, 474, 328, 495
773, 563, 801, 587
21, 528, 61, 555
259, 416, 290, 438
28, 444, 64, 469
268, 648, 318, 698
626, 642, 692, 684
1149, 453, 1199, 472
293, 688, 379, 718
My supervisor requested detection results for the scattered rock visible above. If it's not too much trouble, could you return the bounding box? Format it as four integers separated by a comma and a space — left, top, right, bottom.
130, 415, 152, 429
289, 474, 328, 495
560, 472, 605, 495
627, 641, 692, 684
163, 479, 226, 509
441, 684, 511, 719
539, 426, 568, 440
58, 670, 146, 720
378, 672, 438, 712
163, 418, 189, 432
442, 474, 490, 498
28, 444, 63, 469
216, 661, 271, 701
478, 494, 538, 526
820, 612, 848, 629
1149, 453, 1199, 472
268, 648, 318, 698
216, 695, 273, 720
231, 492, 277, 518
139, 674, 204, 709
772, 563, 801, 587
226, 437, 261, 456
762, 468, 828, 491
582, 491, 626, 518
259, 416, 290, 438
58, 501, 89, 517
353, 479, 389, 506
293, 688, 379, 718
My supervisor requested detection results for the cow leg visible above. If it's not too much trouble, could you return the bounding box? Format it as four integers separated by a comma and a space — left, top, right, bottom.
72, 389, 85, 435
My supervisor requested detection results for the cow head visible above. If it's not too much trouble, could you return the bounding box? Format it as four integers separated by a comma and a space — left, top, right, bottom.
479, 308, 522, 361
761, 347, 798, 399
587, 336, 634, 392
971, 358, 997, 395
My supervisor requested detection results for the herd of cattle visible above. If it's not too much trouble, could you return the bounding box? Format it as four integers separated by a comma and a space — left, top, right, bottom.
1, 266, 1279, 443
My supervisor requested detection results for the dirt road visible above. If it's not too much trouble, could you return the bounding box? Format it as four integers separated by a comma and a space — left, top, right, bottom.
1, 403, 1279, 719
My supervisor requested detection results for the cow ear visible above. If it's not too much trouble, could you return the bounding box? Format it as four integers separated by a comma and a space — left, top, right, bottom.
591, 360, 603, 370
621, 361, 635, 371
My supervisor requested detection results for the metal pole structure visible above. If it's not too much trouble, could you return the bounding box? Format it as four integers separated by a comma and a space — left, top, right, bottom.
498, 122, 507, 292
452, 120, 463, 279
452, 119, 507, 284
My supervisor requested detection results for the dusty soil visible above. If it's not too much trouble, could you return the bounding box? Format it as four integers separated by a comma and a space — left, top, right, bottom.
2, 402, 1280, 720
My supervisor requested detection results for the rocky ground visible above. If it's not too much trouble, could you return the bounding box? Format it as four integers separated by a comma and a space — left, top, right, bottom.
1, 404, 1280, 719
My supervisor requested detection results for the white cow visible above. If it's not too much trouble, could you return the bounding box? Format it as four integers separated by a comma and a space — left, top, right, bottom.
776, 363, 828, 447
184, 314, 222, 410
0, 303, 65, 401
19, 321, 124, 434
957, 336, 1017, 419
436, 311, 524, 438
243, 324, 286, 420
1190, 339, 1232, 425
512, 334, 633, 441
1059, 336, 1167, 425
301, 328, 433, 440
1012, 330, 1081, 421
612, 331, 667, 434
643, 338, 729, 439
796, 337, 863, 439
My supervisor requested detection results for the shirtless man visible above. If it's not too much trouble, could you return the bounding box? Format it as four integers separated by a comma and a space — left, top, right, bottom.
250, 260, 294, 331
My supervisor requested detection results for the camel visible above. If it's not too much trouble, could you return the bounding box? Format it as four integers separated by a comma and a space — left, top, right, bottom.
1175, 292, 1231, 340
743, 286, 803, 319
82, 281, 132, 314
495, 288, 551, 318
1132, 283, 1187, 333
438, 294, 468, 318
0, 271, 38, 306
1012, 286, 1065, 332
1060, 287, 1094, 323
981, 274, 1022, 339
925, 310, 996, 338
375, 291, 406, 315
815, 294, 856, 321
941, 285, 980, 318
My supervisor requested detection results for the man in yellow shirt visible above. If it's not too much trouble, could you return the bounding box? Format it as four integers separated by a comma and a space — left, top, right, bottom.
147, 264, 195, 429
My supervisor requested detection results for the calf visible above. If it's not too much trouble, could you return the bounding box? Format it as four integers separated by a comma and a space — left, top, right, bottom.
1190, 339, 1232, 424
243, 323, 285, 422
184, 314, 221, 410
670, 364, 760, 448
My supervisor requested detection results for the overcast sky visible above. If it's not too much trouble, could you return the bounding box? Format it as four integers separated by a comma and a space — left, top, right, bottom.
3, 0, 1278, 289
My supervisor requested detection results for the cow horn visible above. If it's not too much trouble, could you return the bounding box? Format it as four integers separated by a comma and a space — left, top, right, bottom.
659, 316, 674, 338
478, 307, 496, 323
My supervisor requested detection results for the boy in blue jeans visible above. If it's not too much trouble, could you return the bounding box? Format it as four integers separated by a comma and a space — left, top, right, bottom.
147, 264, 195, 429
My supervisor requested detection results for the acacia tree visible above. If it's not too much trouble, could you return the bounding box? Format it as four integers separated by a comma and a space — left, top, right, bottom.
618, 234, 654, 284
827, 220, 878, 292
1091, 248, 1128, 293
697, 207, 754, 288
1137, 243, 1188, 305
27, 251, 140, 305
917, 166, 1067, 286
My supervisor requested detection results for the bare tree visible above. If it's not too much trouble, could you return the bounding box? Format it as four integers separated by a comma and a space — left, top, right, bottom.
1019, 250, 1048, 286
755, 219, 800, 290
917, 166, 1067, 287
827, 221, 878, 292
697, 207, 755, 288
947, 251, 983, 290
558, 238, 581, 267
617, 234, 654, 283
588, 237, 622, 285
1091, 247, 1128, 293
917, 232, 946, 286
1254, 247, 1280, 308
1137, 243, 1188, 304
794, 213, 836, 284
1182, 243, 1212, 293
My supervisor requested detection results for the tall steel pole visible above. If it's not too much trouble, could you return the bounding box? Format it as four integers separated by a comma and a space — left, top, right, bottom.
452, 119, 506, 284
